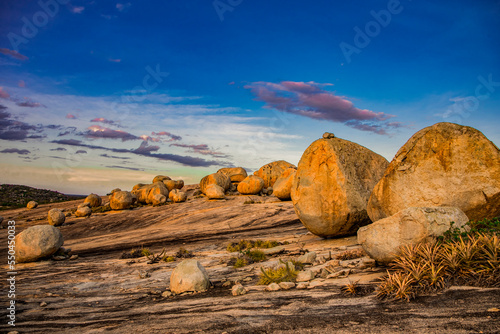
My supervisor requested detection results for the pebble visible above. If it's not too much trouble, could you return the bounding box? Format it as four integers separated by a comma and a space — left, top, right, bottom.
296, 270, 315, 282
232, 284, 247, 296
162, 291, 173, 298
40, 302, 47, 307
279, 282, 295, 290
70, 255, 79, 260
265, 283, 281, 291
296, 282, 309, 289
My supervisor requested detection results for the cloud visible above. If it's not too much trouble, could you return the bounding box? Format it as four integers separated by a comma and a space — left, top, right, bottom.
133, 141, 160, 154
151, 131, 182, 141
245, 81, 400, 135
50, 139, 223, 167
18, 80, 25, 88
71, 6, 85, 13
50, 147, 67, 151
108, 58, 121, 63
0, 148, 31, 155
170, 143, 229, 158
90, 117, 118, 125
0, 87, 10, 99
16, 99, 45, 108
0, 105, 38, 140
116, 2, 131, 12
66, 114, 77, 119
76, 150, 87, 154
106, 165, 144, 171
85, 125, 138, 141
100, 153, 130, 160
0, 48, 28, 61
58, 126, 77, 136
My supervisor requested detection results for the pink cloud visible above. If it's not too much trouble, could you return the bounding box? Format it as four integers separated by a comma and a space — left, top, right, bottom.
85, 125, 138, 141
66, 114, 77, 119
18, 80, 25, 88
91, 117, 117, 125
16, 98, 45, 108
0, 87, 10, 99
151, 131, 182, 141
245, 81, 400, 135
109, 58, 121, 63
0, 48, 28, 61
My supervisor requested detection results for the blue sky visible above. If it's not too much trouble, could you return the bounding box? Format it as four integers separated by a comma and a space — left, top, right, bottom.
1, 0, 499, 194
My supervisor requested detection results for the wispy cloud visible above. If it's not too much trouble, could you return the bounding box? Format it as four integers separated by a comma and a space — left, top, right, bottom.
50, 147, 67, 151
0, 87, 10, 99
170, 143, 229, 158
66, 114, 77, 119
0, 48, 28, 61
0, 148, 31, 155
116, 2, 131, 12
245, 81, 401, 135
71, 6, 85, 14
18, 80, 25, 88
108, 58, 121, 63
85, 125, 138, 141
51, 139, 223, 167
90, 117, 119, 125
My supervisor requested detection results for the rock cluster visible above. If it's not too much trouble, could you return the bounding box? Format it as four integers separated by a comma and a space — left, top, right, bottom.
253, 160, 296, 188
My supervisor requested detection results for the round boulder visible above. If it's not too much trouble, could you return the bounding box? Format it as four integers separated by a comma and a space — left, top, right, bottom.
75, 206, 92, 218
27, 201, 38, 210
358, 206, 469, 263
291, 137, 389, 237
169, 189, 187, 203
152, 193, 167, 206
254, 160, 296, 188
273, 167, 297, 200
200, 173, 231, 194
84, 194, 102, 208
47, 208, 65, 226
15, 225, 64, 263
205, 184, 225, 199
367, 122, 500, 222
131, 182, 169, 205
152, 175, 171, 183
217, 167, 248, 183
170, 259, 210, 294
237, 175, 265, 195
110, 191, 134, 210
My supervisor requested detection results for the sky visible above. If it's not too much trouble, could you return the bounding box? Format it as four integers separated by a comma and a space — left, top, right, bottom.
0, 0, 499, 195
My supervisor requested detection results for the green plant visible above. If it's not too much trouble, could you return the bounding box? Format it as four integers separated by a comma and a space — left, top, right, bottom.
175, 248, 194, 258
234, 258, 248, 268
439, 217, 500, 242
164, 256, 176, 262
141, 248, 152, 257
259, 261, 298, 285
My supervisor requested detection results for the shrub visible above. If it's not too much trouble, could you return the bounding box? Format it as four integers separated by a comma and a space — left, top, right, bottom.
259, 261, 298, 285
226, 239, 287, 252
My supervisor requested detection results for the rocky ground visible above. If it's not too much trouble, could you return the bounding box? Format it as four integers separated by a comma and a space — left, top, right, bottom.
1, 186, 499, 333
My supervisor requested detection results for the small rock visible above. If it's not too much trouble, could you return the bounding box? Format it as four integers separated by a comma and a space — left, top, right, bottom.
246, 285, 267, 292
279, 282, 295, 290
243, 276, 253, 282
27, 201, 38, 209
231, 284, 247, 296
323, 132, 336, 139
8, 331, 19, 334
488, 307, 500, 312
327, 269, 351, 279
265, 283, 281, 291
40, 302, 47, 307
162, 291, 173, 298
52, 255, 67, 261
139, 271, 151, 279
222, 280, 232, 288
357, 256, 376, 269
261, 246, 285, 255
69, 254, 79, 260
170, 259, 210, 294
296, 270, 315, 282
307, 279, 325, 289
75, 206, 92, 218
296, 282, 309, 289
48, 208, 65, 226
298, 251, 317, 264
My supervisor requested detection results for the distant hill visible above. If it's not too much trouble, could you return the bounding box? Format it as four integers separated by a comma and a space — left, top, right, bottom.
0, 184, 85, 210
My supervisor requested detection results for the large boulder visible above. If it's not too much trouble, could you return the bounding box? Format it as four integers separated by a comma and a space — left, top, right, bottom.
47, 208, 65, 226
152, 193, 167, 206
170, 259, 210, 294
131, 182, 169, 205
254, 160, 296, 188
217, 167, 248, 183
152, 175, 171, 183
26, 201, 38, 210
109, 191, 134, 210
237, 175, 265, 195
84, 194, 102, 208
273, 168, 297, 200
358, 206, 469, 263
169, 189, 187, 203
205, 184, 225, 199
291, 137, 389, 237
367, 122, 500, 222
15, 225, 64, 263
200, 173, 231, 194
163, 179, 184, 192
